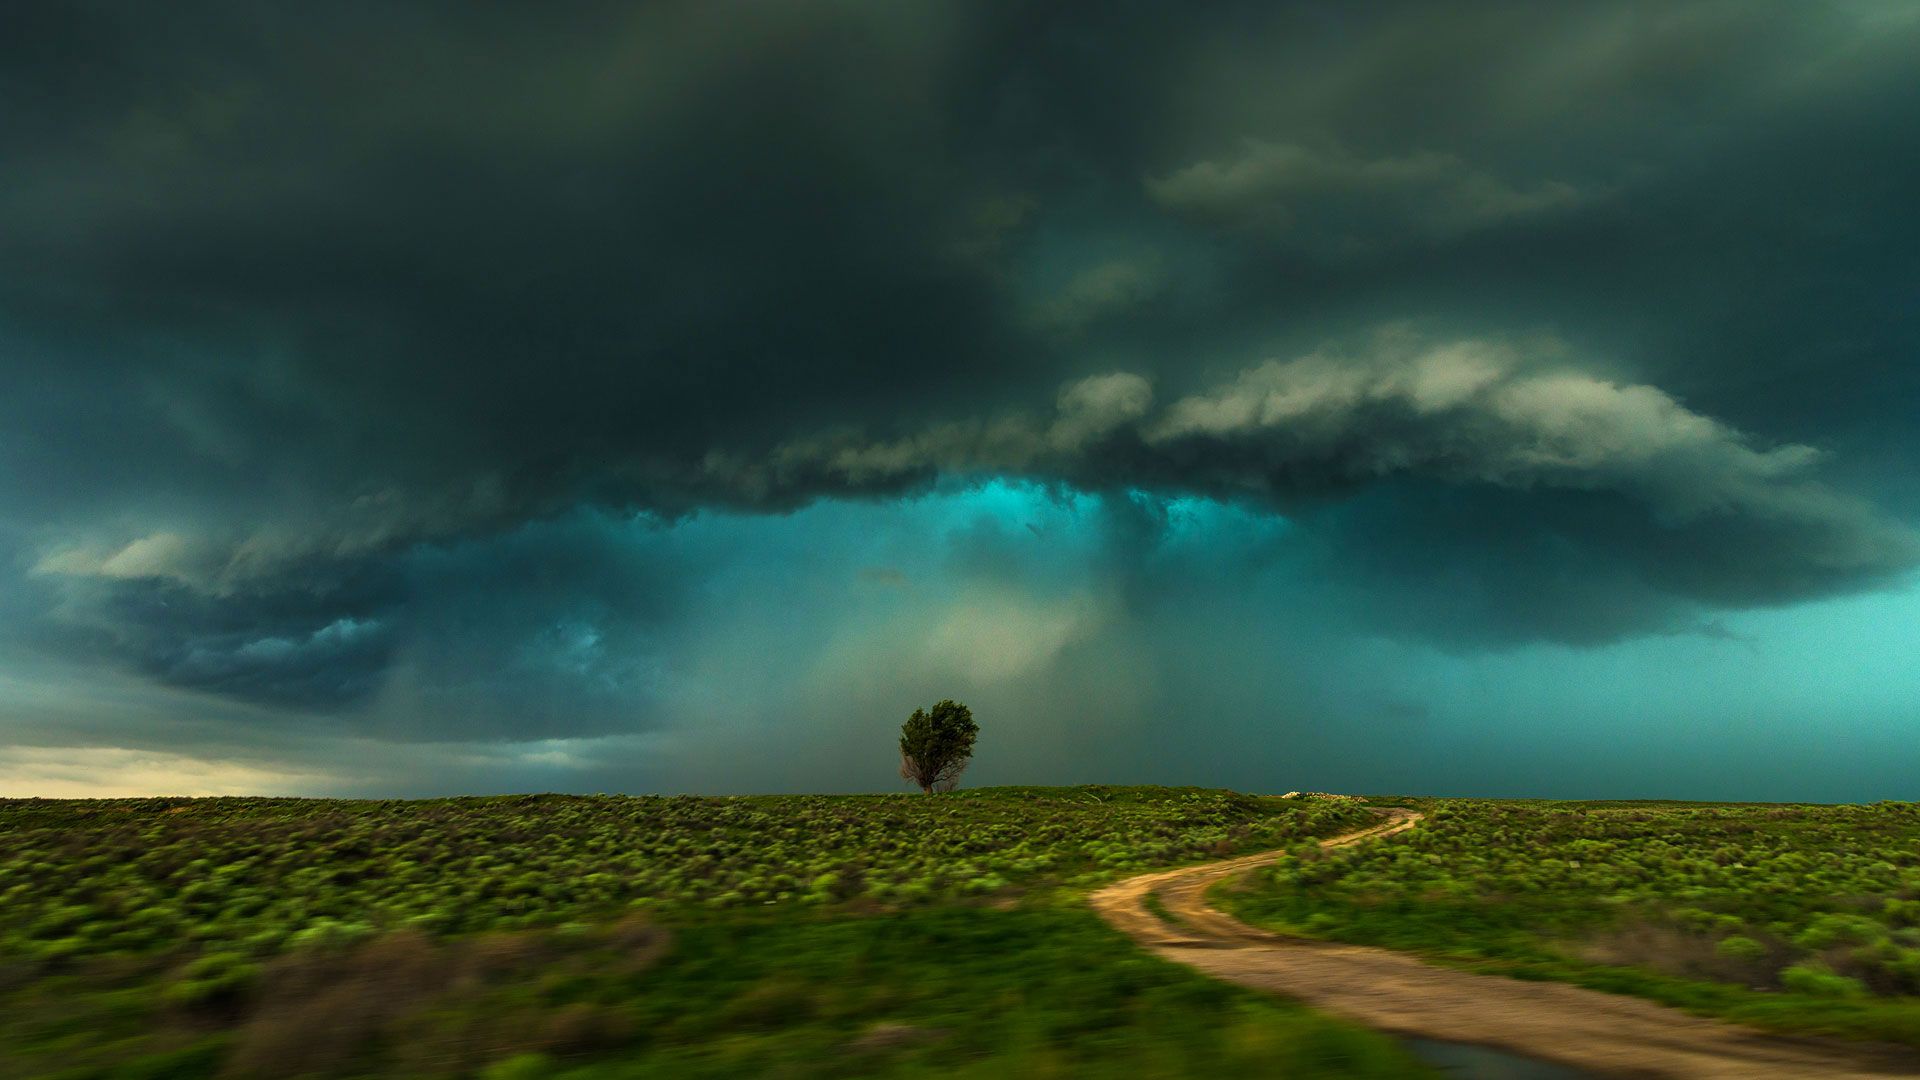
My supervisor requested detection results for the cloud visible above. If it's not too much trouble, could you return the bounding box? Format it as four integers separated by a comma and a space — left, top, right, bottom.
1142, 335, 1824, 518
1029, 255, 1169, 334
764, 333, 1890, 522
29, 327, 1911, 677
1049, 373, 1157, 452
0, 1, 1915, 792
70, 532, 200, 580
719, 330, 1915, 637
32, 479, 523, 595
1147, 141, 1592, 251
27, 571, 403, 708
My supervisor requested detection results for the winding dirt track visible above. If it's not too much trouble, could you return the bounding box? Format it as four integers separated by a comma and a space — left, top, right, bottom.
1091, 807, 1920, 1078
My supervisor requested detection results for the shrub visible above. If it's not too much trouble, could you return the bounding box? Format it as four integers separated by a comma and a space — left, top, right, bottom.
1793, 914, 1885, 951
162, 951, 260, 1010
1780, 962, 1867, 998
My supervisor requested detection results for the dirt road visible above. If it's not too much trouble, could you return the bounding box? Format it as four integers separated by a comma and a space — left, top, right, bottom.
1090, 807, 1920, 1078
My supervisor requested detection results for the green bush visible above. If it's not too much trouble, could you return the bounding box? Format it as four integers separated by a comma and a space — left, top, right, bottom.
162, 951, 260, 1009
1780, 962, 1868, 998
1793, 914, 1887, 951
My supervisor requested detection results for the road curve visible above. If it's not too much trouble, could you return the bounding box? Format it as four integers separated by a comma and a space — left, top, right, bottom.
1090, 806, 1920, 1079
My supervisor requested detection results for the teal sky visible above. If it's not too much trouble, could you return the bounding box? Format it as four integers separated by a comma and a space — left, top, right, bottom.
1, 2, 1916, 798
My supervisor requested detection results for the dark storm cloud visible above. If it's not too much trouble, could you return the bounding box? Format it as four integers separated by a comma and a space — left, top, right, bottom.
715, 333, 1915, 614
2, 2, 1035, 534
1, 0, 1916, 731
365, 511, 697, 741
1146, 141, 1595, 253
16, 547, 404, 708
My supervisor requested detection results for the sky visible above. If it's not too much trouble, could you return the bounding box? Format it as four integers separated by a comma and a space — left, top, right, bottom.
1, 1, 1917, 801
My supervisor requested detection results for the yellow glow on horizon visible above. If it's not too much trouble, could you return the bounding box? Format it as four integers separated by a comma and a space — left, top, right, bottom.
0, 746, 337, 799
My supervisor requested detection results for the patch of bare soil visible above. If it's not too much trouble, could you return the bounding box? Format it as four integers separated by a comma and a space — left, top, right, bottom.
1090, 808, 1920, 1079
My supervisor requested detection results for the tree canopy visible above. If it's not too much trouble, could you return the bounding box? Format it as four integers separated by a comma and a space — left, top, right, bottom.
898, 700, 977, 794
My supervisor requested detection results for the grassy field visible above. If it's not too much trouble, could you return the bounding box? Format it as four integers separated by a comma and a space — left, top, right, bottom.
0, 786, 1427, 1078
1217, 797, 1920, 1047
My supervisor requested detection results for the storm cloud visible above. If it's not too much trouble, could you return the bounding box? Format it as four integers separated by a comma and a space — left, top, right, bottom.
1, 1, 1917, 797
1147, 141, 1594, 251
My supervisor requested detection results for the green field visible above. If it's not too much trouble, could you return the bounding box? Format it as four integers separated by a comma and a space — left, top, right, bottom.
18, 788, 1920, 1077
1218, 797, 1920, 1046
0, 787, 1423, 1079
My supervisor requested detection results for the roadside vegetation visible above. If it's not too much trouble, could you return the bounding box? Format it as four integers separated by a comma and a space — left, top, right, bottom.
0, 786, 1418, 1078
2, 787, 1371, 962
1219, 798, 1920, 1047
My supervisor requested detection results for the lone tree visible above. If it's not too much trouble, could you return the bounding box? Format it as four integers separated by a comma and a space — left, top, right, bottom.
898, 699, 977, 794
